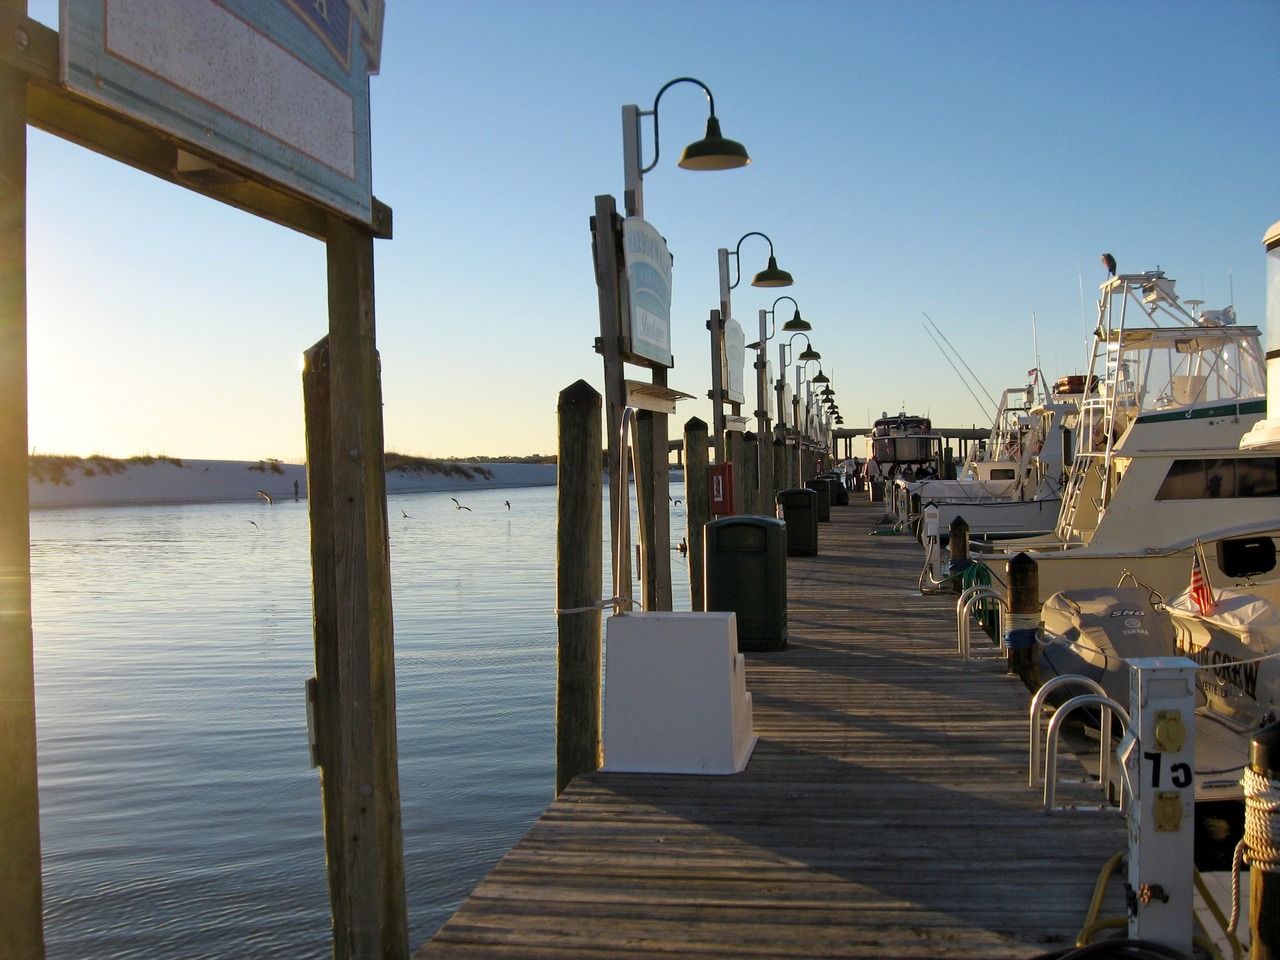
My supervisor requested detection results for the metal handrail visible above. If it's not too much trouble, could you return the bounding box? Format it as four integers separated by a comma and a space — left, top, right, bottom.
1029, 675, 1109, 786
956, 586, 1007, 661
1041, 692, 1131, 814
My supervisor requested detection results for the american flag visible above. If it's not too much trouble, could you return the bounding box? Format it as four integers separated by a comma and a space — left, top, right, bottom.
1189, 547, 1215, 616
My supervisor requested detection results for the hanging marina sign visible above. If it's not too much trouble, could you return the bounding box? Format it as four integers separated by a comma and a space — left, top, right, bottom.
722, 317, 746, 405
621, 218, 674, 368
60, 0, 383, 225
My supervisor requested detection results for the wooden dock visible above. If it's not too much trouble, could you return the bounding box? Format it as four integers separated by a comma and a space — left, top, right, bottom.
414, 498, 1127, 958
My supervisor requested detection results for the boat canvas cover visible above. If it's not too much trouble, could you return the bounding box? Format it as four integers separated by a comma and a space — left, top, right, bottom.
1039, 587, 1176, 701
1164, 586, 1280, 654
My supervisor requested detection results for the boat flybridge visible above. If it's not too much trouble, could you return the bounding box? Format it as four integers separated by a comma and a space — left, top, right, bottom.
974, 270, 1278, 603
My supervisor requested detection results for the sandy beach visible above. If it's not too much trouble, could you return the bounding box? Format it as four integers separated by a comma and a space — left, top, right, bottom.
28, 456, 558, 509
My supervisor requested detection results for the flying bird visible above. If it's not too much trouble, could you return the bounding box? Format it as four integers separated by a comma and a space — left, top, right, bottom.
247, 520, 259, 531
450, 498, 471, 512
256, 490, 273, 505
504, 501, 511, 510
401, 509, 410, 518
1101, 252, 1117, 277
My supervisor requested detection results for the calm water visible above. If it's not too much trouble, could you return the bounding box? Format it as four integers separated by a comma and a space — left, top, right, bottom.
32, 483, 692, 958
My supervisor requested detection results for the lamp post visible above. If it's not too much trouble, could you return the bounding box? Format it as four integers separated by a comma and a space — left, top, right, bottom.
776, 333, 819, 488
712, 232, 794, 464
794, 361, 828, 480
622, 77, 750, 220
599, 78, 749, 612
745, 298, 809, 512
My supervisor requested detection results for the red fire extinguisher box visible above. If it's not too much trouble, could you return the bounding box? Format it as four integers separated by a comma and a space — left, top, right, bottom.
709, 462, 735, 516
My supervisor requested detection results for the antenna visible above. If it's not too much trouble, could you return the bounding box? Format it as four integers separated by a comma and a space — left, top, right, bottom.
922, 312, 998, 414
922, 323, 992, 420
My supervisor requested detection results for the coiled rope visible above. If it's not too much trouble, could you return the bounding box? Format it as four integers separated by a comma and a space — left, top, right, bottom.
1229, 764, 1280, 935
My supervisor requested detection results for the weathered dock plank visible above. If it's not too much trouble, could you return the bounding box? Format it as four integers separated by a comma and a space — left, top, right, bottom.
414, 498, 1126, 958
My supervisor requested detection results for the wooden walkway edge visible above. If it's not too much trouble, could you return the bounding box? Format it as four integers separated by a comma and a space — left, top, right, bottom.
414, 499, 1127, 959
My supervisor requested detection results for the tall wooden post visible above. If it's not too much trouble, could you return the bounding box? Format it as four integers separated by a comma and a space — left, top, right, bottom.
949, 516, 971, 596
741, 432, 759, 515
1006, 552, 1041, 692
683, 417, 710, 611
726, 430, 744, 514
302, 213, 407, 960
1247, 724, 1280, 960
0, 37, 45, 960
772, 433, 788, 510
591, 196, 632, 608
758, 426, 774, 516
555, 381, 602, 795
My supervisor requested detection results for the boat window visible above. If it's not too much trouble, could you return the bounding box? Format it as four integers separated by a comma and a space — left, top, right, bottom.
990, 468, 1017, 480
1154, 457, 1280, 500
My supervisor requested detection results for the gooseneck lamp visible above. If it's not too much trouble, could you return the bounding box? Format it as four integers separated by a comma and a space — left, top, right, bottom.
623, 77, 749, 219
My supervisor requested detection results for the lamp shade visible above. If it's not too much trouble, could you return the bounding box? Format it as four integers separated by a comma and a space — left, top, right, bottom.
782, 309, 810, 332
798, 346, 821, 362
678, 116, 751, 171
811, 371, 830, 384
751, 255, 794, 287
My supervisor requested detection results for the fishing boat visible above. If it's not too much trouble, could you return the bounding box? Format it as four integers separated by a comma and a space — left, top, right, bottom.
1036, 549, 1280, 866
899, 375, 1084, 540
972, 269, 1279, 602
866, 411, 941, 504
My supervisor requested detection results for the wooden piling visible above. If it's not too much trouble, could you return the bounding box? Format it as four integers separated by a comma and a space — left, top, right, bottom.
741, 431, 760, 515
949, 516, 970, 596
1248, 725, 1280, 960
683, 417, 710, 611
726, 430, 744, 513
758, 427, 775, 516
772, 434, 789, 512
1006, 552, 1041, 691
555, 381, 603, 796
0, 45, 44, 960
302, 212, 408, 960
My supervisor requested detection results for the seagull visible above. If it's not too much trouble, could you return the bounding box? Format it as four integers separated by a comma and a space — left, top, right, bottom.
504, 501, 511, 511
248, 520, 259, 531
256, 490, 273, 505
401, 509, 410, 518
450, 498, 471, 512
1101, 252, 1117, 277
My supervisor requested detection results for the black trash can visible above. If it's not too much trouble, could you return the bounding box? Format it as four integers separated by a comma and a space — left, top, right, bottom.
704, 515, 788, 651
805, 478, 832, 522
776, 488, 818, 557
823, 472, 849, 506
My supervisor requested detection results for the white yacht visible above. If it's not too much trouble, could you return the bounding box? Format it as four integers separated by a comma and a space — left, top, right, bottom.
901, 376, 1083, 540
974, 269, 1278, 602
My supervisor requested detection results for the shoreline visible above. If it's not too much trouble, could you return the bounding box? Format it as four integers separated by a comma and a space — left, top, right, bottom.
28, 457, 559, 510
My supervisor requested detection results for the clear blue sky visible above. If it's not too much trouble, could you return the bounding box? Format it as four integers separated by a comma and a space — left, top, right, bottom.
23, 0, 1280, 462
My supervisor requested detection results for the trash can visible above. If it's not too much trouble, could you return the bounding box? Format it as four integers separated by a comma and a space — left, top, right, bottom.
823, 472, 849, 506
704, 516, 787, 651
776, 488, 818, 557
805, 478, 832, 522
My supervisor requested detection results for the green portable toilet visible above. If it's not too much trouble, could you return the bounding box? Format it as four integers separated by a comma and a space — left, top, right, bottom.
776, 488, 818, 557
704, 516, 788, 651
